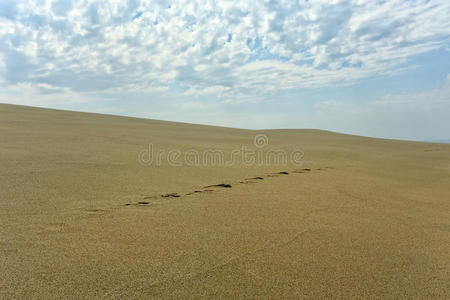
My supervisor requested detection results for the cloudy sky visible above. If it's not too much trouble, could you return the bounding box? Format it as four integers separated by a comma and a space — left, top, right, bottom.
1, 0, 449, 141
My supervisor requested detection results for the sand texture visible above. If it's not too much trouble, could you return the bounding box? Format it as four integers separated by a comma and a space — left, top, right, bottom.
1, 103, 449, 299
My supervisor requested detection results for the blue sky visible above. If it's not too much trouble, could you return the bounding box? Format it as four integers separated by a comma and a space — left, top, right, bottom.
0, 0, 449, 141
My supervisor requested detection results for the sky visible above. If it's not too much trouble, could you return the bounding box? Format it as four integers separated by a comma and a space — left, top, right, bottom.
0, 0, 449, 141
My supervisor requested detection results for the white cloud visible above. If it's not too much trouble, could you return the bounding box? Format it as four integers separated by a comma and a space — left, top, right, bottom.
0, 0, 449, 103
0, 82, 97, 106
183, 85, 230, 97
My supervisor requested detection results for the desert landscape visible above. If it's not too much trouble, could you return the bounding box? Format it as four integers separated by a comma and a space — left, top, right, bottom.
0, 103, 449, 298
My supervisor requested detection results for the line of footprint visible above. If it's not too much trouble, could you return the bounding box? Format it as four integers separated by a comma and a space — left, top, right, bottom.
124, 167, 334, 207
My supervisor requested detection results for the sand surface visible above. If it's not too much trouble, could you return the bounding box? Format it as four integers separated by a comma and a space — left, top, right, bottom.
1, 103, 449, 298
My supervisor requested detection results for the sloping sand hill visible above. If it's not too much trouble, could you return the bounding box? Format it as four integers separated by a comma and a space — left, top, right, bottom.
1, 103, 449, 298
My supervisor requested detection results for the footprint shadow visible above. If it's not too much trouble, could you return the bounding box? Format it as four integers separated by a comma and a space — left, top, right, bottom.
161, 193, 181, 198
204, 183, 232, 188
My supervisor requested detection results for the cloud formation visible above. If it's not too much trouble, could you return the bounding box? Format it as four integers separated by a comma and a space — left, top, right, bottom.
1, 0, 449, 102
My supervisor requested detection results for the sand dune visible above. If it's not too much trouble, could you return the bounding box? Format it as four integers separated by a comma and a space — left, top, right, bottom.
1, 103, 449, 298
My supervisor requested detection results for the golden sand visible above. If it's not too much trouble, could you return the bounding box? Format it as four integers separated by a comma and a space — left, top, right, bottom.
1, 103, 449, 298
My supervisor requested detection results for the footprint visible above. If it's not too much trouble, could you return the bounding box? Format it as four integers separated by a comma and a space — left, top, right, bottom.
86, 209, 106, 214
185, 189, 218, 196
204, 184, 232, 188
161, 193, 181, 198
125, 201, 152, 206
186, 190, 203, 196
266, 172, 288, 177
293, 168, 311, 173
317, 166, 334, 171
